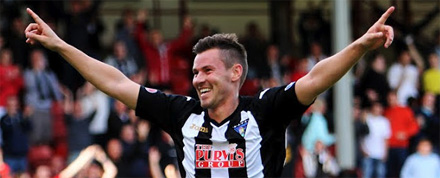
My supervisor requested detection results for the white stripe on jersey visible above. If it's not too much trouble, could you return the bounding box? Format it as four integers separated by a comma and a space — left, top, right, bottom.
182, 112, 205, 178
242, 111, 264, 178
210, 122, 230, 177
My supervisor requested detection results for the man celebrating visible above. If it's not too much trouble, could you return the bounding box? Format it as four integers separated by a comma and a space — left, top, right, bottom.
24, 6, 394, 177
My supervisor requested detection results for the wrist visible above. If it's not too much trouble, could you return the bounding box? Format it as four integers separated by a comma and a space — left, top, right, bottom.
54, 39, 68, 52
353, 37, 371, 53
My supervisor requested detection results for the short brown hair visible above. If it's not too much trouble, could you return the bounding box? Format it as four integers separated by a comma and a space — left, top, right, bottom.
193, 33, 248, 87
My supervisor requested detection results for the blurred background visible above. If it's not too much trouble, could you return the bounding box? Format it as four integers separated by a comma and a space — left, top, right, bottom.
0, 0, 439, 177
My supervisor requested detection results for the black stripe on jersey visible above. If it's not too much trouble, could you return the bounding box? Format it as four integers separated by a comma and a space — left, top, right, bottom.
194, 116, 213, 178
226, 116, 248, 178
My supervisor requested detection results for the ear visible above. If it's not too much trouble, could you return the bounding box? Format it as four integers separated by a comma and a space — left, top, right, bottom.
231, 64, 243, 83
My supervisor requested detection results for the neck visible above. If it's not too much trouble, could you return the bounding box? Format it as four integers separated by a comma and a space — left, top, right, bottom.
208, 96, 240, 124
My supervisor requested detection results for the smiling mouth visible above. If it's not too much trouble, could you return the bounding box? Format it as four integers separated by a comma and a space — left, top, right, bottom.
200, 88, 211, 95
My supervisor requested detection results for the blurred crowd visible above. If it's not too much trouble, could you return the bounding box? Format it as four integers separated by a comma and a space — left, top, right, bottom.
0, 1, 439, 178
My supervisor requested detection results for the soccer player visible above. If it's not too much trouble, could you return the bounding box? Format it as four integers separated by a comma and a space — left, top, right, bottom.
24, 7, 395, 177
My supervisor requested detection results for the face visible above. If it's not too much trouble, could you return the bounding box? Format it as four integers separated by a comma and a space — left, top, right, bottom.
314, 140, 325, 153
86, 163, 103, 178
417, 140, 432, 155
267, 45, 279, 61
34, 165, 52, 178
422, 93, 435, 107
0, 49, 12, 65
31, 50, 46, 71
372, 55, 386, 73
120, 124, 136, 143
6, 96, 19, 115
193, 48, 236, 109
371, 103, 383, 116
387, 92, 399, 107
399, 51, 411, 65
114, 42, 127, 60
428, 54, 439, 68
310, 43, 322, 56
107, 139, 122, 161
150, 30, 163, 46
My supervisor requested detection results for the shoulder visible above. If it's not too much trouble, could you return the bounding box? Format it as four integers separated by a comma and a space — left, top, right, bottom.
405, 154, 418, 162
379, 116, 390, 124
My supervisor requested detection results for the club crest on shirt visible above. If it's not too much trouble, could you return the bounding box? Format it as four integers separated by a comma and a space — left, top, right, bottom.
233, 119, 249, 137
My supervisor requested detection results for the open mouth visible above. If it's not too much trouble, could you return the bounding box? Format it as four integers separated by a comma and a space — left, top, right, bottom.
199, 88, 212, 97
200, 88, 210, 94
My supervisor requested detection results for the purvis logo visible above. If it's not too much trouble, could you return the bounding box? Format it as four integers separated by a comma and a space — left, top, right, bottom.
195, 143, 245, 169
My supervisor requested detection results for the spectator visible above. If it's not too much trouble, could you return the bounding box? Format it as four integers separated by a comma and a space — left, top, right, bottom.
387, 49, 420, 106
412, 92, 439, 153
106, 138, 130, 177
33, 165, 51, 178
301, 98, 335, 153
263, 44, 285, 85
62, 88, 94, 164
115, 8, 146, 71
119, 123, 149, 177
239, 22, 268, 79
0, 48, 24, 117
55, 145, 117, 178
0, 96, 32, 177
134, 14, 193, 89
306, 42, 327, 72
358, 53, 390, 107
297, 5, 331, 56
352, 104, 369, 169
422, 53, 440, 95
384, 91, 419, 177
107, 100, 130, 139
5, 15, 31, 69
301, 140, 340, 178
76, 82, 110, 148
361, 102, 391, 178
290, 58, 309, 82
104, 40, 139, 78
401, 138, 440, 178
156, 131, 178, 177
24, 49, 62, 145
62, 0, 102, 93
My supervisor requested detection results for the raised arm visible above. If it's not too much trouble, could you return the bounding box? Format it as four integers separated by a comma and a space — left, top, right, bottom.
24, 8, 139, 109
295, 6, 395, 105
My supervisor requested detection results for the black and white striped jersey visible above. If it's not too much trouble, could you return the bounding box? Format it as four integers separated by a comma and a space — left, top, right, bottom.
135, 82, 310, 178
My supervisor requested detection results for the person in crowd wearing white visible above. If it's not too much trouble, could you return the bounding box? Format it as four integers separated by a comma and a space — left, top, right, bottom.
361, 102, 391, 178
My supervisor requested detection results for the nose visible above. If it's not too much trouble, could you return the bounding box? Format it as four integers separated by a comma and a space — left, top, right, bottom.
192, 73, 205, 86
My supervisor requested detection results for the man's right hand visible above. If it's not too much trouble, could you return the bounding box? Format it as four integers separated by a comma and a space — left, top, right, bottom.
24, 8, 64, 51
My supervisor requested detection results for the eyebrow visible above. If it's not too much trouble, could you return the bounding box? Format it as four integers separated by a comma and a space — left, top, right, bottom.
193, 65, 213, 73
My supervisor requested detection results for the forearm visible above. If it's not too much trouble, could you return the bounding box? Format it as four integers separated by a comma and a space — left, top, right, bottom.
101, 161, 118, 178
307, 39, 368, 95
407, 44, 425, 71
56, 42, 138, 108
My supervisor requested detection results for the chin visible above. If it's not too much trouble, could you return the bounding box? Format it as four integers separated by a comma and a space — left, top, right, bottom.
200, 101, 212, 109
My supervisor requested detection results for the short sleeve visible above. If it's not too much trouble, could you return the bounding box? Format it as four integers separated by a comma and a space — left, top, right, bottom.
256, 82, 312, 126
135, 86, 198, 133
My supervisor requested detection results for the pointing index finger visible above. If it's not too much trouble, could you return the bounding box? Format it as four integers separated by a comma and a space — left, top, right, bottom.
26, 8, 45, 25
377, 6, 395, 24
